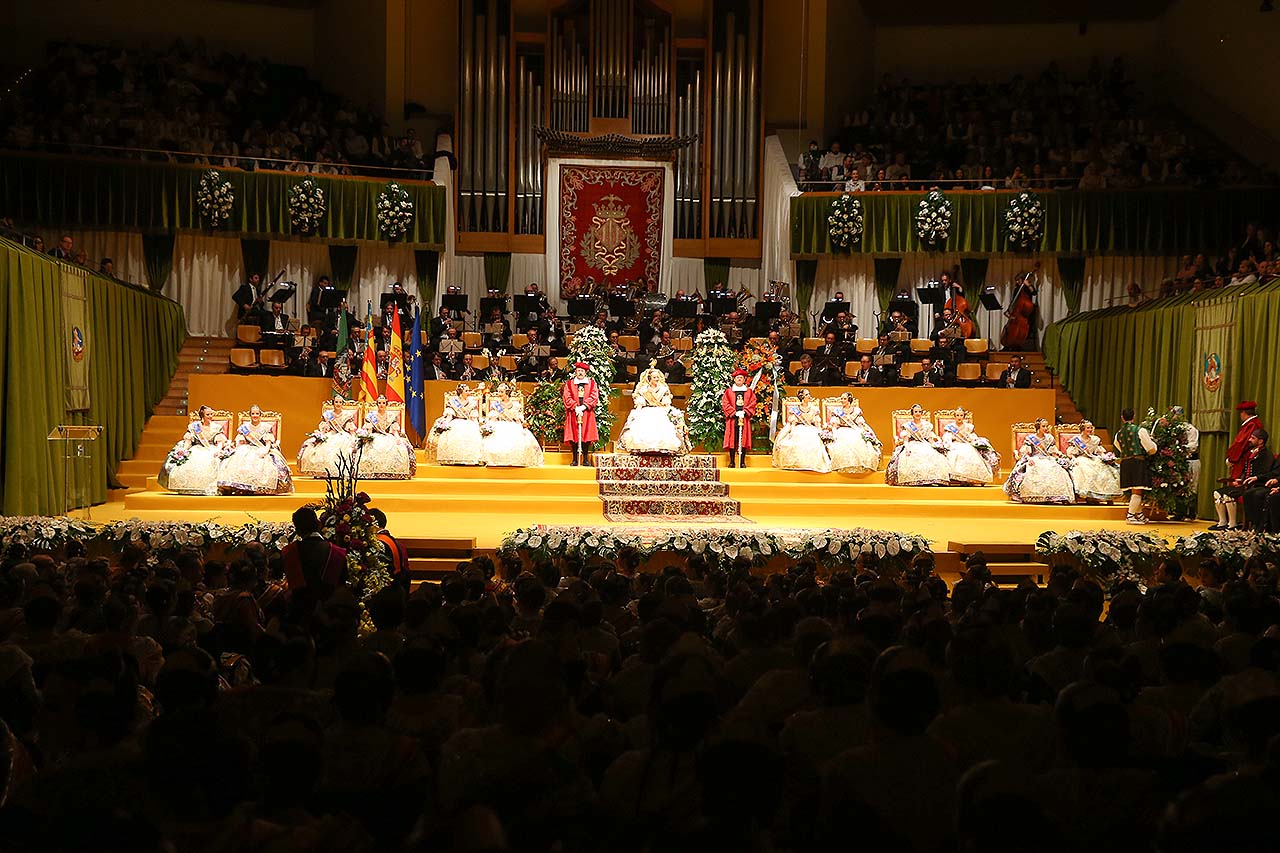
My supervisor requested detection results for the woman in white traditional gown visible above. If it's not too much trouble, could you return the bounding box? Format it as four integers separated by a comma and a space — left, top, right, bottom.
217, 405, 294, 495
356, 395, 418, 479
617, 366, 690, 455
825, 393, 880, 474
159, 405, 228, 495
297, 397, 358, 477
772, 389, 832, 473
482, 383, 545, 467
432, 384, 485, 466
1004, 418, 1076, 503
941, 407, 1000, 486
885, 404, 950, 486
1065, 420, 1122, 501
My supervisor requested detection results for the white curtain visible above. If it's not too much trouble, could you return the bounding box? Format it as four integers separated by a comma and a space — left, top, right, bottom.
1080, 256, 1181, 312
433, 135, 457, 312
544, 157, 675, 305
450, 253, 488, 302
267, 240, 331, 320
761, 136, 800, 288
812, 256, 879, 335
64, 230, 147, 288
509, 252, 546, 292
668, 257, 703, 295
171, 234, 244, 337
350, 244, 420, 318
727, 262, 762, 295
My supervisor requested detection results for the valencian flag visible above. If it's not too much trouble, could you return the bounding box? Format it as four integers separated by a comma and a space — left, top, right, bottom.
331, 307, 351, 398
360, 301, 379, 405
408, 306, 426, 437
385, 310, 405, 403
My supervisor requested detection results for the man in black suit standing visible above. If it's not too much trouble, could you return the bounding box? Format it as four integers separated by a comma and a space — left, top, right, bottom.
997, 355, 1032, 388
429, 306, 453, 346
912, 357, 948, 388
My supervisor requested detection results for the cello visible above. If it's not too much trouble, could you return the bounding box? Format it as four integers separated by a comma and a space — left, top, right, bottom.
1000, 263, 1040, 351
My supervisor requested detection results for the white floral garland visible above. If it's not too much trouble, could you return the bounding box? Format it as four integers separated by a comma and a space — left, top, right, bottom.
288, 179, 327, 233
376, 181, 414, 240
1004, 191, 1044, 249
1174, 530, 1280, 570
196, 169, 234, 226
827, 193, 864, 249
0, 516, 295, 554
1036, 529, 1170, 581
915, 190, 952, 247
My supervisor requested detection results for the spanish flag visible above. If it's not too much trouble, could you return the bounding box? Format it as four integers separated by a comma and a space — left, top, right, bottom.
385, 310, 405, 403
360, 303, 379, 405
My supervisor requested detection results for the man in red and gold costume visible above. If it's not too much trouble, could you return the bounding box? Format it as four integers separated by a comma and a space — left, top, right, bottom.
1227, 400, 1265, 480
722, 369, 757, 468
563, 361, 599, 467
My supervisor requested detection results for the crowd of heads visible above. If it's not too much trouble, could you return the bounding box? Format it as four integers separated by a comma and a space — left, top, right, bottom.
3, 529, 1280, 851
801, 59, 1268, 192
3, 40, 431, 177
1129, 222, 1280, 305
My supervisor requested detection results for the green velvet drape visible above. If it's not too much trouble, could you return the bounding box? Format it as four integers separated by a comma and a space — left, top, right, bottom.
0, 154, 447, 248
1044, 277, 1280, 519
0, 238, 184, 514
141, 234, 175, 293
704, 258, 731, 293
958, 257, 988, 335
483, 253, 511, 294
415, 250, 440, 306
795, 259, 817, 336
790, 190, 1280, 257
872, 257, 902, 316
1056, 256, 1087, 316
328, 244, 358, 290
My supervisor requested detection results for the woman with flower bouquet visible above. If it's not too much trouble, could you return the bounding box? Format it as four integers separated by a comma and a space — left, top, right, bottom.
772, 390, 832, 473
1004, 418, 1075, 504
1064, 420, 1122, 502
159, 405, 229, 495
826, 393, 881, 474
941, 407, 999, 485
217, 405, 294, 495
355, 395, 418, 479
886, 404, 949, 486
481, 383, 544, 467
431, 383, 485, 466
298, 396, 358, 477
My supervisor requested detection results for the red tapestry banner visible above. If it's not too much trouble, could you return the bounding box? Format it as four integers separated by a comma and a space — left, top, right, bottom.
558, 165, 664, 297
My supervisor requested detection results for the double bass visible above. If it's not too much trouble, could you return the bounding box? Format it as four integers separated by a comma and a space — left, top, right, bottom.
1000, 263, 1041, 351
942, 281, 975, 339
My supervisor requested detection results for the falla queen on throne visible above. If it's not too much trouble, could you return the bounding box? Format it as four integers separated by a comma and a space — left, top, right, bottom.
356, 395, 417, 479
217, 406, 294, 495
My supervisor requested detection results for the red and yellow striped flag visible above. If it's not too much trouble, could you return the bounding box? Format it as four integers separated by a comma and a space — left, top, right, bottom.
360, 311, 379, 405
385, 310, 405, 403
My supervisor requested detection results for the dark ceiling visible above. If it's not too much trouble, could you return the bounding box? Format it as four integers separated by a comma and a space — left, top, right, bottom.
856, 0, 1173, 26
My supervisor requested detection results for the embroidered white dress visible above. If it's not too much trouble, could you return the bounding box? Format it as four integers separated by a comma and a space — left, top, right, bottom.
826, 405, 881, 474
357, 409, 418, 479
482, 398, 545, 467
942, 422, 999, 485
1004, 434, 1076, 503
1065, 433, 1122, 501
433, 397, 485, 465
886, 420, 949, 486
217, 422, 294, 495
159, 422, 227, 495
772, 402, 833, 473
617, 382, 690, 455
297, 408, 358, 477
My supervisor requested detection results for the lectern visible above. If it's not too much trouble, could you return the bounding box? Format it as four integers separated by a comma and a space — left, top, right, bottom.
47, 425, 103, 518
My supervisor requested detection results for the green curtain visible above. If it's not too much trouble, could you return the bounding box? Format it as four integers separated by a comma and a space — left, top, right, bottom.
704, 258, 731, 293
795, 259, 817, 336
141, 234, 175, 293
483, 252, 512, 295
241, 239, 270, 284
1044, 278, 1280, 519
0, 237, 184, 515
415, 250, 440, 306
0, 154, 447, 248
328, 244, 358, 290
872, 257, 902, 316
958, 257, 988, 335
1057, 256, 1087, 316
790, 189, 1280, 257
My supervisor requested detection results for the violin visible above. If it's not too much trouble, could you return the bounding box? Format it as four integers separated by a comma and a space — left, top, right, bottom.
1000, 268, 1038, 351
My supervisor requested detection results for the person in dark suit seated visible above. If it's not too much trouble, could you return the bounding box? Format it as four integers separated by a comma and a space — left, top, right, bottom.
260, 301, 290, 334
304, 351, 332, 378
870, 334, 898, 386
912, 357, 949, 388
790, 353, 819, 386
930, 308, 967, 364
429, 306, 453, 345
661, 353, 688, 384
422, 352, 448, 381
516, 328, 548, 380
537, 306, 569, 355
813, 333, 847, 384
637, 309, 666, 354
768, 330, 801, 362
849, 355, 881, 388
454, 353, 488, 382
821, 311, 858, 343
997, 354, 1033, 388
483, 307, 512, 352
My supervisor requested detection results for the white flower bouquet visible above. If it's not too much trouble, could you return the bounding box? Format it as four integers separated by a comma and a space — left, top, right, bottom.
1004, 191, 1044, 249
915, 190, 952, 246
377, 181, 414, 240
196, 169, 234, 226
288, 179, 327, 233
827, 193, 864, 249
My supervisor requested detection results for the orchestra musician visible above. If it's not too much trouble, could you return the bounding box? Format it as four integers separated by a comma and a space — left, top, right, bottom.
638, 309, 666, 353
912, 356, 949, 388
997, 354, 1033, 389
607, 330, 631, 377
519, 283, 550, 331
871, 334, 898, 386
536, 306, 568, 355
259, 301, 291, 337
307, 275, 334, 326
790, 354, 818, 386
821, 311, 858, 342
1001, 262, 1042, 352
455, 353, 488, 382
429, 306, 454, 346
516, 327, 549, 380
850, 355, 882, 387
768, 330, 801, 362
930, 307, 967, 364
815, 333, 847, 384
483, 306, 512, 351
661, 352, 688, 384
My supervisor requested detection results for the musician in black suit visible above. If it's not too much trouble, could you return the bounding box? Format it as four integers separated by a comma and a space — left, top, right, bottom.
455, 353, 489, 383
789, 354, 819, 386
849, 355, 882, 388
820, 311, 858, 343
259, 301, 290, 335
234, 273, 265, 321
537, 306, 568, 356
870, 334, 898, 386
303, 351, 331, 378
912, 357, 949, 388
519, 284, 550, 332
813, 332, 847, 384
429, 306, 453, 345
768, 330, 801, 362
997, 355, 1033, 389
422, 352, 448, 381
516, 328, 548, 380
482, 306, 512, 351
930, 307, 967, 365
661, 353, 688, 384
307, 275, 334, 325
637, 309, 666, 354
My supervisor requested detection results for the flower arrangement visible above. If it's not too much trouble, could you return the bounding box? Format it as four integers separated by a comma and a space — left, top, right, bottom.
566, 326, 618, 450
1036, 529, 1171, 582
915, 190, 952, 247
526, 375, 568, 446
736, 337, 780, 447
1173, 530, 1280, 574
376, 181, 414, 240
785, 528, 932, 569
316, 453, 391, 601
288, 179, 326, 233
354, 427, 374, 444
1140, 406, 1196, 518
1004, 191, 1044, 249
0, 516, 101, 552
827, 193, 864, 250
166, 445, 190, 467
687, 329, 737, 451
196, 169, 234, 227
0, 516, 295, 557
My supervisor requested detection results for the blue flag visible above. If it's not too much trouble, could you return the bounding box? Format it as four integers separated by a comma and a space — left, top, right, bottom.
408, 306, 426, 438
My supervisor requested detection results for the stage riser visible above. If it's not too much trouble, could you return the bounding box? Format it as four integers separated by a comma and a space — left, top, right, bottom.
602, 497, 742, 516
124, 492, 606, 514
598, 481, 730, 498
141, 476, 601, 498
736, 498, 1123, 520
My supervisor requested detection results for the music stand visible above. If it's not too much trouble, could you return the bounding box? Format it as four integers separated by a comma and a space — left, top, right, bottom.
271, 285, 297, 305
821, 300, 850, 318
916, 284, 944, 308
318, 287, 347, 309
442, 294, 468, 314
979, 287, 1003, 350
667, 299, 698, 319
439, 339, 463, 355
709, 296, 737, 317
568, 297, 597, 318
513, 295, 540, 318
755, 301, 782, 322
608, 297, 636, 319
480, 296, 507, 318
47, 425, 103, 518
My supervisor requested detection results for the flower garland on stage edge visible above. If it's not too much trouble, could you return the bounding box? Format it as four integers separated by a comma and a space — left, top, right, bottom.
376, 181, 414, 241
0, 515, 294, 557
311, 451, 391, 603
288, 178, 327, 233
566, 326, 618, 451
1140, 406, 1196, 518
1036, 529, 1171, 589
1175, 530, 1280, 574
736, 337, 779, 448
687, 329, 737, 451
827, 193, 864, 250
915, 189, 952, 247
1004, 191, 1044, 249
196, 169, 234, 227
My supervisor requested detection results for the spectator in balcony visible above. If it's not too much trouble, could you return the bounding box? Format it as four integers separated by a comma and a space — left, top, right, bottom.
371, 124, 397, 165
48, 234, 74, 260
99, 258, 114, 277
1006, 165, 1029, 189
1078, 162, 1106, 191
869, 168, 888, 191
1029, 162, 1047, 188
343, 127, 370, 163
844, 167, 865, 193
820, 141, 844, 178
1229, 260, 1258, 287
885, 152, 910, 183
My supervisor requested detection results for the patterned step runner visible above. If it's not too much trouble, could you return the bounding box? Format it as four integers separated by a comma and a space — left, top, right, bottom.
598, 479, 730, 498
593, 453, 719, 471
594, 452, 744, 521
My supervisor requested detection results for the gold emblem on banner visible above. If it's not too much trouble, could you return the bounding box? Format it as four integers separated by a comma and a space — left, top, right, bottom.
1202, 352, 1222, 392
580, 195, 640, 278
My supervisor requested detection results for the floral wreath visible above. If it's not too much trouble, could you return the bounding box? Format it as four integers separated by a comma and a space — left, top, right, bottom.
915, 190, 952, 247
288, 179, 327, 233
196, 169, 234, 227
376, 182, 414, 240
1004, 191, 1044, 249
827, 193, 864, 250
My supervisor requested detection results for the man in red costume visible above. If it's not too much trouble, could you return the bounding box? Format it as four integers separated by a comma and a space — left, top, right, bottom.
563, 361, 600, 466
1227, 400, 1264, 480
722, 369, 757, 468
